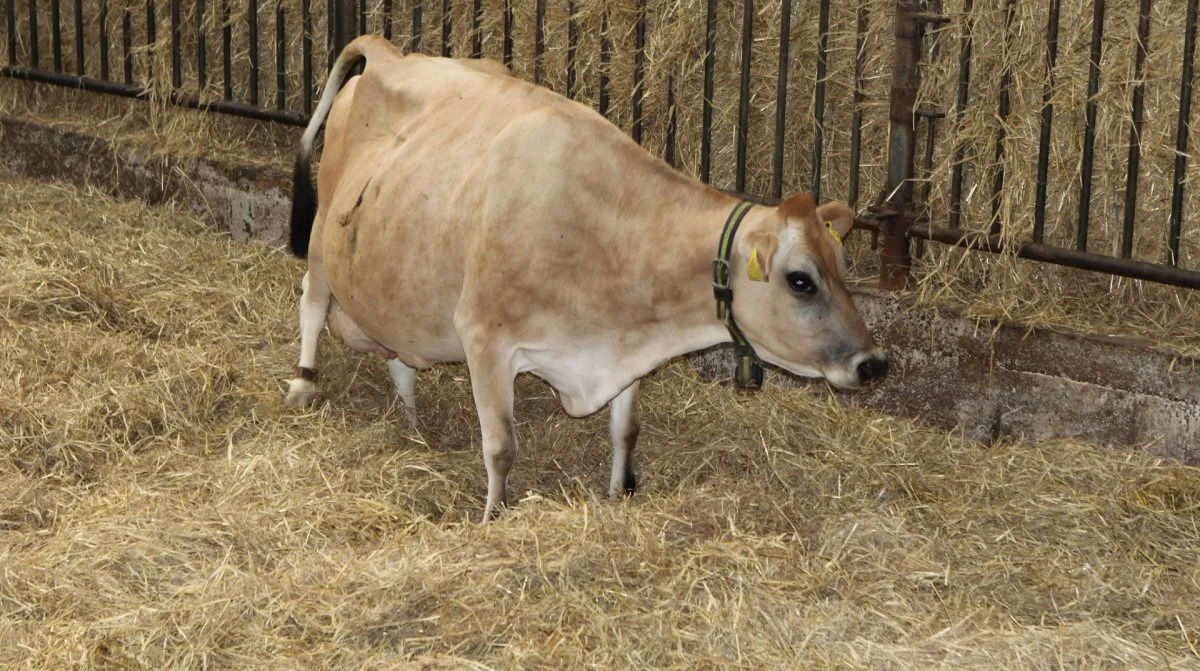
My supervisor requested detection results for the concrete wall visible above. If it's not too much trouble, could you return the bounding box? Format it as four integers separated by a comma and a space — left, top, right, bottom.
3, 114, 1197, 463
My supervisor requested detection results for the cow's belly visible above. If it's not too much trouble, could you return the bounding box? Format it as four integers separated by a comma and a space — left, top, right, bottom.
515, 343, 636, 418
321, 215, 469, 369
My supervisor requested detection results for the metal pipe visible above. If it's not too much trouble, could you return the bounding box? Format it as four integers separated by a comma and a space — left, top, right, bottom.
5, 0, 15, 66
599, 10, 609, 118
848, 4, 867, 206
1034, 0, 1062, 243
1169, 0, 1198, 265
990, 0, 1014, 236
632, 0, 644, 144
51, 0, 61, 72
534, 0, 544, 84
275, 0, 284, 109
248, 0, 258, 105
302, 0, 311, 113
948, 0, 973, 231
910, 224, 1200, 290
566, 0, 576, 98
812, 0, 829, 200
1, 64, 308, 123
470, 0, 480, 58
879, 0, 922, 290
197, 0, 206, 89
72, 0, 82, 73
772, 0, 791, 200
441, 0, 450, 56
666, 74, 677, 167
28, 0, 39, 68
1122, 0, 1151, 258
412, 0, 422, 52
1077, 0, 1105, 251
736, 0, 752, 193
171, 0, 181, 88
99, 0, 109, 78
700, 0, 716, 183
502, 0, 511, 67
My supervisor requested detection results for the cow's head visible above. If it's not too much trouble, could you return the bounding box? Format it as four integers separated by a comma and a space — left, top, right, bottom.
731, 193, 887, 389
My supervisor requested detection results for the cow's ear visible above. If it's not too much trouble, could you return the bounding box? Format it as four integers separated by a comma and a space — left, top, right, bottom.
740, 230, 779, 282
817, 201, 856, 241
777, 192, 817, 225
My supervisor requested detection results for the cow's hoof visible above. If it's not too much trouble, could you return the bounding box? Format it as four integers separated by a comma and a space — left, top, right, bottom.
285, 378, 319, 405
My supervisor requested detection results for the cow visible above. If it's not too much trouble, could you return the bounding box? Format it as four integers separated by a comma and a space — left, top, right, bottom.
285, 35, 888, 521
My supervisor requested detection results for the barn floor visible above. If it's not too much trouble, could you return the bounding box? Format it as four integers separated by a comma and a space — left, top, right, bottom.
3, 173, 1200, 669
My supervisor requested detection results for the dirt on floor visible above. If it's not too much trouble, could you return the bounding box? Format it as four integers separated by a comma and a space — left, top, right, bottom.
3, 171, 1200, 669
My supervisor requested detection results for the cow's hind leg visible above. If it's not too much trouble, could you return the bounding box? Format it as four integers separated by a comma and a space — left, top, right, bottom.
608, 381, 641, 498
387, 359, 418, 428
286, 268, 331, 405
465, 350, 518, 522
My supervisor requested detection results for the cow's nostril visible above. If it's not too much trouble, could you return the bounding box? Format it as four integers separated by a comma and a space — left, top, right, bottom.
856, 355, 888, 384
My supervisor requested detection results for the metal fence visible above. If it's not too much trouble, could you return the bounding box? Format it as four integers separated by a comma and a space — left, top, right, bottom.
2, 0, 1199, 290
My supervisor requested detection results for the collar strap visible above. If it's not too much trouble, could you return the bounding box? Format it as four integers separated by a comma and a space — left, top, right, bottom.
712, 201, 764, 391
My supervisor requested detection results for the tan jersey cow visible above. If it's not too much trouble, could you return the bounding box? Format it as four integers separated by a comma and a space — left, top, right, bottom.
286, 35, 887, 521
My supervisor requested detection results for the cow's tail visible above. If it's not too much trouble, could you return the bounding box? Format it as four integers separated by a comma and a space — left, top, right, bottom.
290, 35, 395, 258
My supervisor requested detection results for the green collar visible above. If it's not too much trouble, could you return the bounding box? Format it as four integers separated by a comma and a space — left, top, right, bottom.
712, 201, 764, 390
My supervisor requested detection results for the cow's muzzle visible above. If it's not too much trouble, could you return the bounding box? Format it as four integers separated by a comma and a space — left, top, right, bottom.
853, 351, 889, 386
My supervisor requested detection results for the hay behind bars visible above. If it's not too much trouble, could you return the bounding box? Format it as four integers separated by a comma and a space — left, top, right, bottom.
3, 0, 1199, 354
4, 171, 1200, 667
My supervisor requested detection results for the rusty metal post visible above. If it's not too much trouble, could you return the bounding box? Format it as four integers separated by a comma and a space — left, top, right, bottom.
332, 0, 356, 55
879, 0, 923, 290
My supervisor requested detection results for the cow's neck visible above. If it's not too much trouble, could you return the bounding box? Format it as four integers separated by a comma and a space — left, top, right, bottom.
633, 185, 764, 364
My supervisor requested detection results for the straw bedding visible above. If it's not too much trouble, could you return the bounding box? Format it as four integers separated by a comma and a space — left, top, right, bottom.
4, 171, 1200, 668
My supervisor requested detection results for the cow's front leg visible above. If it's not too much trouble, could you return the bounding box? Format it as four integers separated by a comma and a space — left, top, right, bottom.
387, 359, 418, 428
466, 352, 518, 522
608, 381, 641, 498
286, 268, 331, 405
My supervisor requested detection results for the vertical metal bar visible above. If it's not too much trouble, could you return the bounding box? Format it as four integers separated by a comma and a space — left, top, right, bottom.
1077, 0, 1105, 251
222, 0, 231, 98
197, 0, 206, 89
122, 5, 131, 84
502, 0, 512, 67
73, 0, 83, 73
632, 0, 645, 144
441, 0, 450, 56
772, 0, 791, 200
700, 0, 716, 183
382, 0, 391, 40
5, 0, 15, 65
471, 0, 480, 58
1170, 0, 1198, 264
100, 0, 109, 78
880, 0, 922, 290
948, 0, 973, 230
302, 0, 311, 113
145, 0, 155, 81
357, 0, 363, 37
28, 0, 39, 68
666, 74, 677, 167
811, 0, 830, 200
333, 0, 356, 56
599, 10, 609, 118
276, 0, 285, 108
51, 0, 61, 72
249, 0, 259, 105
534, 0, 544, 84
848, 4, 867, 206
412, 0, 422, 52
325, 0, 332, 71
735, 0, 752, 193
1033, 0, 1061, 243
566, 0, 576, 98
990, 0, 1014, 236
171, 0, 181, 88
1122, 0, 1151, 257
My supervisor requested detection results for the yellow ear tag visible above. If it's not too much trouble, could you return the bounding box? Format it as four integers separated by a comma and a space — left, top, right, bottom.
826, 221, 843, 245
746, 247, 766, 282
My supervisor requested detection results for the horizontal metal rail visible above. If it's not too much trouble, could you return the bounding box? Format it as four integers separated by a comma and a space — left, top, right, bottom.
1, 65, 309, 124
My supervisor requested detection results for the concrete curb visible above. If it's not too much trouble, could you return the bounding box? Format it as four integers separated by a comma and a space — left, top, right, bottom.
3, 114, 1196, 463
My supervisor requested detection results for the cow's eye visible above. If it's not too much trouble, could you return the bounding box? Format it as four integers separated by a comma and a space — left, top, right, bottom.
786, 271, 817, 295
